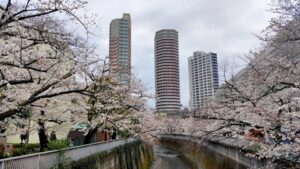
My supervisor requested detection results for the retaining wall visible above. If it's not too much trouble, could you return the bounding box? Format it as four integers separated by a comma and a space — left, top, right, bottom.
69, 140, 154, 169
0, 138, 154, 169
160, 134, 272, 169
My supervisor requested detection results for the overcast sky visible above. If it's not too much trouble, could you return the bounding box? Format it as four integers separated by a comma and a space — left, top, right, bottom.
86, 0, 275, 108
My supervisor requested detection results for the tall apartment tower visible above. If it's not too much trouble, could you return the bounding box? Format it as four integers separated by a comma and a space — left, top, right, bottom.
188, 51, 219, 109
154, 29, 181, 114
109, 13, 131, 85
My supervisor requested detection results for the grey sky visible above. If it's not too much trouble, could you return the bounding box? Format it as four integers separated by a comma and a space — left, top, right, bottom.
86, 0, 274, 108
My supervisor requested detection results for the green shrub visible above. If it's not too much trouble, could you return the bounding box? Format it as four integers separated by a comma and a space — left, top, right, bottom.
13, 143, 40, 150
117, 129, 132, 138
9, 144, 40, 157
48, 139, 69, 150
246, 143, 261, 154
13, 148, 27, 156
0, 152, 11, 159
3, 152, 11, 158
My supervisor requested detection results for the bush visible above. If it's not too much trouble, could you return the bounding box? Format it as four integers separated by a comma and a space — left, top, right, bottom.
117, 129, 132, 138
11, 144, 40, 157
0, 152, 11, 159
48, 139, 69, 150
13, 143, 40, 150
1, 140, 70, 158
246, 143, 261, 154
13, 148, 27, 156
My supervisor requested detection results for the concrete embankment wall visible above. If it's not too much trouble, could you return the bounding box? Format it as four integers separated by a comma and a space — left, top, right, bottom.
0, 138, 154, 169
68, 140, 154, 169
160, 135, 271, 169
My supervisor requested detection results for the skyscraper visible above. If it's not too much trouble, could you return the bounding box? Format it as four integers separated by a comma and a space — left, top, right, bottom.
154, 29, 181, 114
188, 51, 219, 109
109, 13, 131, 85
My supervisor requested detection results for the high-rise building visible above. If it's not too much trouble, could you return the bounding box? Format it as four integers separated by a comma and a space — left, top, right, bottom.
154, 29, 181, 114
188, 51, 219, 109
109, 13, 131, 85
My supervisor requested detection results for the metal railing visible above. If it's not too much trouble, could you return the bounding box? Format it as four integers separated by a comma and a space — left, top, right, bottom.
0, 138, 136, 169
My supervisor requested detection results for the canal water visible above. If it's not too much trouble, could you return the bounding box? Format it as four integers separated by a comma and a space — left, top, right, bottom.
151, 145, 191, 169
151, 145, 247, 169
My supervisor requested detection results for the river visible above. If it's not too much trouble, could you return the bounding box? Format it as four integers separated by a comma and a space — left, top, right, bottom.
151, 145, 247, 169
151, 145, 191, 169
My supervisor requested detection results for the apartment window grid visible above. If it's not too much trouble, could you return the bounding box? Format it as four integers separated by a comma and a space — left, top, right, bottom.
109, 13, 131, 85
188, 52, 219, 109
155, 29, 181, 114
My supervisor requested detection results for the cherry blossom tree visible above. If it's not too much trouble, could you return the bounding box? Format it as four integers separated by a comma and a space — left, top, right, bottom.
0, 0, 98, 128
217, 0, 300, 131
82, 74, 150, 143
185, 0, 300, 160
0, 0, 152, 145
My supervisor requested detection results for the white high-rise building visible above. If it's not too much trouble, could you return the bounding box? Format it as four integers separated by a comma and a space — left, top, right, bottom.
188, 51, 219, 109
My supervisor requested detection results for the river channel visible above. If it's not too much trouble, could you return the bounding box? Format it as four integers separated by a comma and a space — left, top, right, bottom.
151, 145, 247, 169
151, 145, 191, 169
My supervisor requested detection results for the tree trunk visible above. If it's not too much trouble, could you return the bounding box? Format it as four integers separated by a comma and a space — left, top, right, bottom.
83, 126, 99, 144
26, 119, 31, 144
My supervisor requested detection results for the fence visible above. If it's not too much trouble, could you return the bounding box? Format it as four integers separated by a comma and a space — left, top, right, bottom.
0, 138, 135, 169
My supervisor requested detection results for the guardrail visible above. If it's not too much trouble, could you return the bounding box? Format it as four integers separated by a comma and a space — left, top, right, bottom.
0, 138, 136, 169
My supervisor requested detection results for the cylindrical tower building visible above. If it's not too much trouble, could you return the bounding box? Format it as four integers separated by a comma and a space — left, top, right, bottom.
154, 29, 181, 114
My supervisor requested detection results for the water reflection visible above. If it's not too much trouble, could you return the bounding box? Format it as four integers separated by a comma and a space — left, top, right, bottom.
151, 145, 247, 169
152, 145, 191, 169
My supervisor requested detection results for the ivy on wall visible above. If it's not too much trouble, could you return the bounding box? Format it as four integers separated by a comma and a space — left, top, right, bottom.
53, 140, 154, 169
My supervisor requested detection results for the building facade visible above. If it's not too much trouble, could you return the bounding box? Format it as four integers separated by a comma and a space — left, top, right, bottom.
109, 13, 131, 85
154, 29, 181, 114
188, 51, 219, 109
